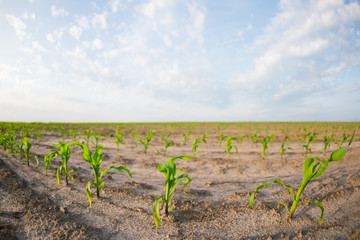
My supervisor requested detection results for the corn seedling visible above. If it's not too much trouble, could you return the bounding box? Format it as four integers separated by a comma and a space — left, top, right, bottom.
22, 137, 33, 166
41, 153, 56, 175
201, 132, 208, 144
182, 131, 192, 144
153, 156, 195, 231
114, 128, 126, 151
298, 135, 303, 146
285, 135, 293, 144
163, 131, 172, 141
138, 130, 156, 153
238, 134, 246, 145
7, 133, 17, 156
302, 133, 317, 157
269, 134, 275, 145
161, 137, 175, 156
261, 135, 271, 160
84, 129, 93, 147
73, 143, 132, 208
16, 138, 25, 160
69, 129, 77, 141
335, 130, 353, 148
0, 132, 9, 151
250, 133, 354, 225
131, 129, 137, 139
47, 141, 74, 186
218, 134, 227, 146
250, 133, 258, 146
192, 138, 200, 156
92, 131, 104, 148
280, 143, 293, 159
323, 130, 335, 156
225, 136, 238, 157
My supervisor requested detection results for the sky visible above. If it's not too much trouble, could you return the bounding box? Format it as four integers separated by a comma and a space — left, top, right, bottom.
1, 0, 360, 122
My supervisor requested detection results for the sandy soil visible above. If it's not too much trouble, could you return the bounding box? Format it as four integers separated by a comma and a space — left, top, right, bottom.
0, 123, 359, 239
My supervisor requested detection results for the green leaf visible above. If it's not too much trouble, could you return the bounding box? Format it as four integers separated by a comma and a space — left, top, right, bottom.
72, 142, 92, 163
86, 181, 92, 208
171, 155, 196, 161
68, 169, 74, 177
153, 197, 163, 231
92, 145, 104, 165
311, 160, 329, 180
100, 166, 133, 182
249, 179, 294, 208
57, 167, 62, 187
329, 147, 348, 162
348, 130, 355, 146
99, 182, 105, 193
175, 167, 184, 175
312, 200, 324, 225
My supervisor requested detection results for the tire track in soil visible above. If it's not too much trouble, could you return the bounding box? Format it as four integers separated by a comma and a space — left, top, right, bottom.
0, 157, 101, 240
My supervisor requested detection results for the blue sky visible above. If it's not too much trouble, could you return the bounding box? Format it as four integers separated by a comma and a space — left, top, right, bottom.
1, 0, 360, 122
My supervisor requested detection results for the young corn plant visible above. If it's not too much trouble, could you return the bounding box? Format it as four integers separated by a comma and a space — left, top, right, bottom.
153, 156, 195, 231
92, 131, 104, 149
47, 141, 74, 186
201, 132, 208, 144
285, 135, 293, 144
250, 132, 354, 225
182, 131, 192, 145
138, 130, 156, 153
261, 135, 271, 160
114, 129, 126, 151
335, 130, 354, 148
269, 134, 275, 145
280, 143, 293, 159
163, 131, 172, 141
218, 133, 227, 146
322, 130, 335, 156
84, 129, 93, 147
22, 137, 33, 166
7, 133, 17, 156
298, 135, 303, 146
192, 138, 200, 156
16, 138, 25, 160
225, 136, 238, 157
250, 133, 258, 146
73, 143, 132, 208
69, 129, 77, 141
0, 132, 9, 151
41, 153, 56, 175
238, 134, 246, 145
131, 129, 137, 140
303, 133, 317, 157
161, 137, 175, 156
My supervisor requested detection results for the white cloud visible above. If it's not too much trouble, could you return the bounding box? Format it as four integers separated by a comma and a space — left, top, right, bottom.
93, 38, 102, 50
20, 46, 34, 54
109, 0, 122, 13
5, 14, 26, 41
47, 30, 63, 44
234, 0, 360, 95
76, 16, 89, 29
186, 1, 205, 45
23, 11, 36, 20
51, 63, 61, 71
69, 26, 82, 41
46, 33, 55, 43
51, 5, 69, 17
92, 13, 107, 29
32, 41, 48, 53
288, 38, 329, 57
